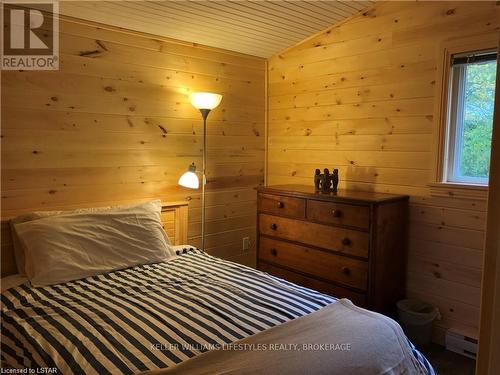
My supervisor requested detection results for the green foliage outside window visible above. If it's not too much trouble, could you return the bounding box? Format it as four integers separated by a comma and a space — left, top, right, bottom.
460, 60, 496, 178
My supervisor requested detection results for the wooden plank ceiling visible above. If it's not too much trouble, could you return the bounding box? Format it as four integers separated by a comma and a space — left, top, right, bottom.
59, 1, 373, 57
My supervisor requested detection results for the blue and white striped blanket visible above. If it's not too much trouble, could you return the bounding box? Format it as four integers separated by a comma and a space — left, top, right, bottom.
1, 248, 435, 375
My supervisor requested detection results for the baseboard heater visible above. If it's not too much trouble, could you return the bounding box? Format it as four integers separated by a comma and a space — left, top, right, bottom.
445, 328, 478, 359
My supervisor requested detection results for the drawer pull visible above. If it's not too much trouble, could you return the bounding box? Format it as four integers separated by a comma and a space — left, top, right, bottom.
341, 237, 351, 246
277, 201, 284, 208
331, 209, 342, 218
270, 248, 278, 256
270, 223, 278, 230
342, 267, 351, 275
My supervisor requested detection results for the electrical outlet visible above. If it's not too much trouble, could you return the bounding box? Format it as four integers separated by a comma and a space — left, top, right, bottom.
242, 237, 250, 251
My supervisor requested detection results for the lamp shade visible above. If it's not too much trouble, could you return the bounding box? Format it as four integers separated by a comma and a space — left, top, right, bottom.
178, 163, 199, 189
190, 92, 222, 110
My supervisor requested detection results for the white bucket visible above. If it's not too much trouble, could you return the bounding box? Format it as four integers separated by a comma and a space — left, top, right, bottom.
397, 299, 441, 347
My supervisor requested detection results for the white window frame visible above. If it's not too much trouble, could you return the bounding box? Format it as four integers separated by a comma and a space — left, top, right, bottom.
432, 35, 498, 200
444, 55, 494, 186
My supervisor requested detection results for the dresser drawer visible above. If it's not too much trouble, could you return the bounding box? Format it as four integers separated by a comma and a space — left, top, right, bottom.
259, 214, 369, 258
307, 200, 370, 230
258, 262, 366, 307
259, 237, 368, 290
258, 193, 305, 219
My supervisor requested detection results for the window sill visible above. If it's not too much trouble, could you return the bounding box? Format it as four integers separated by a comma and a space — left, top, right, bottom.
428, 182, 488, 201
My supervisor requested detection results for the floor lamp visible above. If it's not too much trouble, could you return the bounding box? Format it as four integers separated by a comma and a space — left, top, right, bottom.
178, 92, 223, 251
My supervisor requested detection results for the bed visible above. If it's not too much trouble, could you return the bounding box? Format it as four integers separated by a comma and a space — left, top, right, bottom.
1, 201, 435, 375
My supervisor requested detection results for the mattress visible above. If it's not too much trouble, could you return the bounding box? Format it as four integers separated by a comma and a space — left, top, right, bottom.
1, 248, 435, 374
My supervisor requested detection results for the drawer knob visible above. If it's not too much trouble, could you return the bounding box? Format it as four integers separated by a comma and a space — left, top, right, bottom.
270, 248, 278, 256
331, 209, 342, 218
277, 201, 284, 208
341, 237, 351, 246
342, 267, 351, 275
270, 223, 278, 230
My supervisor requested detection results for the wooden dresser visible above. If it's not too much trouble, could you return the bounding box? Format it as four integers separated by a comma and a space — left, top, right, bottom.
257, 184, 409, 315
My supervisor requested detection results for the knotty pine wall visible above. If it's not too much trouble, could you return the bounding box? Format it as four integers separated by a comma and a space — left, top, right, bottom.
1, 17, 265, 266
267, 1, 499, 342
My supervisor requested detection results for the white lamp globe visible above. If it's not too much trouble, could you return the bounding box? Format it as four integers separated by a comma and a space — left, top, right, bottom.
190, 92, 222, 110
178, 163, 199, 189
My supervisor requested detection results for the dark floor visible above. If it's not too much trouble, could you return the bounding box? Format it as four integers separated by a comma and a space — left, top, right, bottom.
421, 343, 476, 375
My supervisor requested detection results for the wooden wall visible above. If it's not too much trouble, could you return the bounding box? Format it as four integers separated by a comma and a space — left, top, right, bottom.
1, 16, 266, 266
267, 1, 499, 342
476, 34, 500, 375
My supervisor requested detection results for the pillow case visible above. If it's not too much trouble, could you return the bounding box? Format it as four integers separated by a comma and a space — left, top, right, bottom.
10, 201, 171, 276
14, 200, 175, 286
1, 274, 29, 293
10, 205, 113, 276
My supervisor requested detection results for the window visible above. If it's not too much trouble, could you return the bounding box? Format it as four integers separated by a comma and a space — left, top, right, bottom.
443, 50, 497, 186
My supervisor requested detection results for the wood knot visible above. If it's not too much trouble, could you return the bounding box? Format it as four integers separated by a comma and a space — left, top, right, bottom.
79, 50, 101, 57
50, 96, 58, 102
446, 8, 456, 15
104, 86, 115, 92
96, 40, 108, 51
158, 125, 167, 134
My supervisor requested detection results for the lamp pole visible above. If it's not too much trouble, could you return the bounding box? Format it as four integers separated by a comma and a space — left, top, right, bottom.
182, 92, 221, 251
200, 108, 210, 251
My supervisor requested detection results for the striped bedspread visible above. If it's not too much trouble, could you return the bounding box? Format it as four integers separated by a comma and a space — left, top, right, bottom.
1, 248, 435, 375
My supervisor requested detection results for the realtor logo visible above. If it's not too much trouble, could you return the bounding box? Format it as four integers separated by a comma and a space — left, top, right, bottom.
1, 0, 59, 70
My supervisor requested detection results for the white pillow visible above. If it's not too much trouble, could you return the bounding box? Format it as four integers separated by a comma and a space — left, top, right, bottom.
14, 200, 175, 286
10, 201, 171, 276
